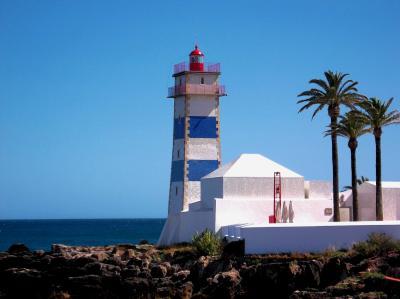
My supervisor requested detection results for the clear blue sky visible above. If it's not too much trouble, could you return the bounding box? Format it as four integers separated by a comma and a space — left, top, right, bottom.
1, 0, 399, 219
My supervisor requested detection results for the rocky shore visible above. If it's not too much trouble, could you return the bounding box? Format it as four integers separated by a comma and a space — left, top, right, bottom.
1, 240, 399, 298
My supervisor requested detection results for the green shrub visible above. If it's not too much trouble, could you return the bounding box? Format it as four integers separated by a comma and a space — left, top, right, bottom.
352, 233, 400, 257
192, 229, 222, 256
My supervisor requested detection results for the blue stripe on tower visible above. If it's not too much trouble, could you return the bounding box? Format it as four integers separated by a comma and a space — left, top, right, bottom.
173, 118, 185, 139
189, 116, 217, 138
171, 160, 184, 182
187, 160, 219, 181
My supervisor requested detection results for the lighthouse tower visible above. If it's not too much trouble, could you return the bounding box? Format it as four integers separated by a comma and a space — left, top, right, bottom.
167, 46, 226, 215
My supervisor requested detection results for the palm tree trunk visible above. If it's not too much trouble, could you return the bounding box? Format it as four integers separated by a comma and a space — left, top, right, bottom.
331, 116, 340, 222
350, 139, 358, 221
375, 134, 383, 220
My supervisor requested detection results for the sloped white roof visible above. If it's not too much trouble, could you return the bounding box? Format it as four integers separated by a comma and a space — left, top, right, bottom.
203, 153, 302, 179
366, 181, 400, 189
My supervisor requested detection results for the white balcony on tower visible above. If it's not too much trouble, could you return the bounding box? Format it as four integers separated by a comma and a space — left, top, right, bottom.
167, 83, 227, 98
173, 62, 221, 75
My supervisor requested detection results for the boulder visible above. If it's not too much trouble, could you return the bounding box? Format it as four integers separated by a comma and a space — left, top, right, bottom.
122, 277, 153, 298
172, 270, 191, 282
91, 252, 109, 262
1, 268, 49, 298
151, 263, 168, 278
7, 243, 30, 255
176, 281, 193, 299
201, 269, 241, 299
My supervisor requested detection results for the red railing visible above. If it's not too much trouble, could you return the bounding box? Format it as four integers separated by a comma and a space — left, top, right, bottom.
168, 84, 226, 98
173, 62, 221, 74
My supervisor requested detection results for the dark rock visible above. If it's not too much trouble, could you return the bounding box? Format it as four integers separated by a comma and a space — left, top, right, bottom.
151, 263, 168, 278
33, 249, 46, 257
139, 240, 149, 245
122, 277, 153, 298
172, 270, 191, 282
67, 274, 102, 285
100, 263, 121, 277
207, 269, 241, 299
51, 244, 69, 254
171, 250, 198, 267
71, 256, 98, 268
176, 281, 193, 299
1, 268, 49, 298
7, 243, 30, 255
320, 257, 350, 287
121, 266, 140, 278
0, 254, 34, 271
91, 252, 109, 262
222, 240, 245, 258
127, 256, 144, 267
170, 263, 181, 275
156, 286, 173, 298
83, 262, 102, 275
138, 269, 152, 279
290, 290, 330, 298
104, 255, 123, 267
67, 275, 107, 299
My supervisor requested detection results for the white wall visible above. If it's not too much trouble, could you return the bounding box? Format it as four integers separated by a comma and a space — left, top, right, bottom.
241, 221, 400, 253
186, 73, 218, 85
178, 210, 215, 242
158, 209, 215, 245
169, 182, 183, 214
188, 96, 217, 117
343, 183, 400, 221
308, 181, 332, 199
174, 97, 185, 119
201, 177, 223, 209
214, 198, 333, 232
187, 181, 201, 206
222, 177, 305, 200
174, 75, 186, 87
187, 139, 219, 160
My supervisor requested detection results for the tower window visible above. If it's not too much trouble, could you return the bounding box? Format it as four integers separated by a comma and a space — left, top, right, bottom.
175, 186, 178, 196
177, 149, 180, 158
179, 78, 182, 86
201, 77, 204, 84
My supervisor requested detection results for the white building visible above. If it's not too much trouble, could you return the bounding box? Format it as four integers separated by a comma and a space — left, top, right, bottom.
158, 46, 400, 253
158, 153, 334, 245
341, 181, 400, 221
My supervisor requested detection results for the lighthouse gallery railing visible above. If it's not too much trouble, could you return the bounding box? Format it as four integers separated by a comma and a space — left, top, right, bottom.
173, 62, 221, 74
168, 84, 226, 98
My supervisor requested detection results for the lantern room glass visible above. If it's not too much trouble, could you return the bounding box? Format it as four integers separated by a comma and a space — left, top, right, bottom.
190, 55, 203, 63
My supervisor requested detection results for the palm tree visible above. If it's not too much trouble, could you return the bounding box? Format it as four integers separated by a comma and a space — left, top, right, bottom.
298, 71, 365, 221
326, 111, 369, 221
357, 97, 400, 220
342, 176, 369, 191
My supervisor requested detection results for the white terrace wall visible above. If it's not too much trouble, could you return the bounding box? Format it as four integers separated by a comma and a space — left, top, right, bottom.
214, 198, 333, 232
241, 221, 400, 254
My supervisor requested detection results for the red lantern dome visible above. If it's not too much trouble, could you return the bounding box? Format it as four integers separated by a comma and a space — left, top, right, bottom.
189, 45, 204, 71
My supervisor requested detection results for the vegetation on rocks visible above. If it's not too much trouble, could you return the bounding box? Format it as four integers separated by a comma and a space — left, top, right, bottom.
191, 229, 222, 256
1, 233, 400, 298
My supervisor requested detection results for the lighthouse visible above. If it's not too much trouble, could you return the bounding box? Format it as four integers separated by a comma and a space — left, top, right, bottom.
166, 46, 226, 215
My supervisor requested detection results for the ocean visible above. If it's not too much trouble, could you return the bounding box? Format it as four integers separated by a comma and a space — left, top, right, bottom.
0, 219, 166, 251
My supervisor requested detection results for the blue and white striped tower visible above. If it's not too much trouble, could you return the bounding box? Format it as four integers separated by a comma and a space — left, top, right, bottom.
167, 46, 226, 214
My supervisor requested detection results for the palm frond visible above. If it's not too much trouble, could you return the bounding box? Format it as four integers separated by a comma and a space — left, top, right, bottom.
297, 71, 365, 121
